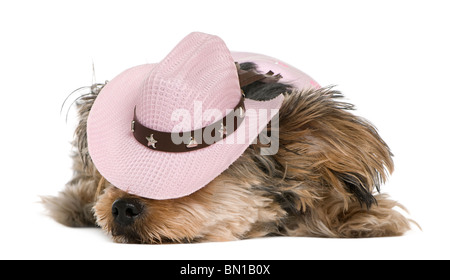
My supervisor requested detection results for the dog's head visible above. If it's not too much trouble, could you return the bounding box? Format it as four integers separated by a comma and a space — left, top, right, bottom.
74, 63, 293, 243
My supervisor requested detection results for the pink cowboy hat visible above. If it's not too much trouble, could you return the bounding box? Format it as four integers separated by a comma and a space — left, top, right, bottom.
87, 32, 318, 199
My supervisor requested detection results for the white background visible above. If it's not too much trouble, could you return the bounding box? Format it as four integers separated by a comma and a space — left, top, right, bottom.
1, 0, 449, 260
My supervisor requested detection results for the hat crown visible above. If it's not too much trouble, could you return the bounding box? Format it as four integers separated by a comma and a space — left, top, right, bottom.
136, 32, 241, 133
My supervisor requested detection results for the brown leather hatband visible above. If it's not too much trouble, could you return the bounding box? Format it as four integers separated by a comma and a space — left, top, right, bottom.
132, 94, 246, 153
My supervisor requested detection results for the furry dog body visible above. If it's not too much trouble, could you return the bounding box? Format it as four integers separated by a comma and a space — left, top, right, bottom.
43, 62, 412, 243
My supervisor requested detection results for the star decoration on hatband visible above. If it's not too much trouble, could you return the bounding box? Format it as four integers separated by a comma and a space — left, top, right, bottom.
218, 123, 227, 138
186, 137, 198, 148
239, 106, 245, 118
146, 134, 157, 148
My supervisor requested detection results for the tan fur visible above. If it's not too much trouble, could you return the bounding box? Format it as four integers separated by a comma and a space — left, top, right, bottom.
43, 86, 414, 243
94, 177, 285, 243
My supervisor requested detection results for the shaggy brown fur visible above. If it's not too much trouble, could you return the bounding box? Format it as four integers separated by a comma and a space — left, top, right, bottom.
42, 66, 414, 243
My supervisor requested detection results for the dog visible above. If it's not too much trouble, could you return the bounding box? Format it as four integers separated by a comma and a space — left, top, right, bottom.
43, 32, 413, 243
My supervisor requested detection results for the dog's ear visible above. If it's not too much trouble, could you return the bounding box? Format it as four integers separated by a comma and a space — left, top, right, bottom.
238, 62, 292, 101
276, 87, 394, 209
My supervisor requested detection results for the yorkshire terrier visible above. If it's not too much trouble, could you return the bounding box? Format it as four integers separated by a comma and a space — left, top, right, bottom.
43, 37, 413, 244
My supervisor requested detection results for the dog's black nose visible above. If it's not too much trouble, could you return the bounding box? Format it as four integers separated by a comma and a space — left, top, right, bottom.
112, 198, 143, 226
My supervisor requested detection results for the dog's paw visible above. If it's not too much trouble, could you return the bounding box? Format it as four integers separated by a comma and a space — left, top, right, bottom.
41, 187, 96, 227
336, 194, 414, 237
